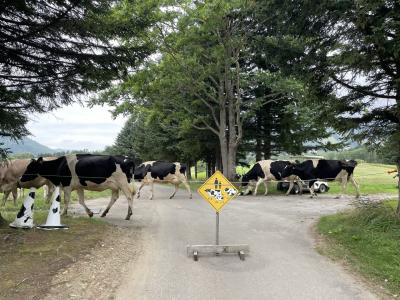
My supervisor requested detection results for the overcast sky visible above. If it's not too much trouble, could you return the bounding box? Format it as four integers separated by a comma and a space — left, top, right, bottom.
27, 103, 128, 151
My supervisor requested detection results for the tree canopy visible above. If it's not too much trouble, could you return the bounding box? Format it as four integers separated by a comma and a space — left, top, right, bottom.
0, 0, 158, 139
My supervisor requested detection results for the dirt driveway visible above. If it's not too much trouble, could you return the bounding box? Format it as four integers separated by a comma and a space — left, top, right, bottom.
45, 185, 387, 300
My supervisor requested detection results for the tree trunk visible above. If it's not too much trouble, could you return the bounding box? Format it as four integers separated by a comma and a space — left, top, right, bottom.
396, 87, 400, 218
227, 145, 237, 180
255, 113, 262, 161
263, 139, 271, 159
186, 161, 192, 180
216, 146, 222, 171
207, 160, 212, 178
256, 139, 262, 161
194, 161, 198, 179
263, 104, 272, 159
396, 162, 400, 217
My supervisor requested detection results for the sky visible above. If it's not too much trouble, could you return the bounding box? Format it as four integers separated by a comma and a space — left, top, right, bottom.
27, 103, 128, 151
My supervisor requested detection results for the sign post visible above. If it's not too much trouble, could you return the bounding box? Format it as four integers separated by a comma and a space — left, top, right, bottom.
187, 170, 249, 261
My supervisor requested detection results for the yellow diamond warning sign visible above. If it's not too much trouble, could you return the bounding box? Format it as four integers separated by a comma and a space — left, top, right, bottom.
198, 170, 239, 212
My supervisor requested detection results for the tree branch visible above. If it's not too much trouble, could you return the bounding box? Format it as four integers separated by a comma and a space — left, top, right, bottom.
330, 74, 396, 99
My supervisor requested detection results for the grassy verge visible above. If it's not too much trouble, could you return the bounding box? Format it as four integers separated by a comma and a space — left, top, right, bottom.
317, 200, 400, 296
0, 194, 111, 299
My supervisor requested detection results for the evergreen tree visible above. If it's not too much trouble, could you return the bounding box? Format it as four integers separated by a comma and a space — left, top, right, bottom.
252, 0, 400, 214
0, 0, 157, 140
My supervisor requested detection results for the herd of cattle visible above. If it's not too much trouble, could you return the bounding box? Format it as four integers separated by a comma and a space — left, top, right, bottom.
0, 154, 360, 220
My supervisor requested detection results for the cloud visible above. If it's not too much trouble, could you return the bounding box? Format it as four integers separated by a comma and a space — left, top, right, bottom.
27, 104, 127, 151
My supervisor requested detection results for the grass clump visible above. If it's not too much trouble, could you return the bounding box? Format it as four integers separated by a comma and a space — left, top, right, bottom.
318, 200, 400, 296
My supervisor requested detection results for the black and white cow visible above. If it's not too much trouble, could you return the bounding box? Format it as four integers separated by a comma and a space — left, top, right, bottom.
19, 154, 136, 220
1, 158, 56, 206
134, 161, 192, 200
281, 159, 360, 198
241, 160, 300, 196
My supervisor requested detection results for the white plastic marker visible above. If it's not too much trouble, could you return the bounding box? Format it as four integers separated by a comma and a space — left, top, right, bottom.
37, 186, 69, 230
9, 187, 36, 229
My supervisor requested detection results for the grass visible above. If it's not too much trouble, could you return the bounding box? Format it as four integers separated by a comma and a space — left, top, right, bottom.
187, 162, 399, 196
317, 200, 400, 296
0, 193, 111, 299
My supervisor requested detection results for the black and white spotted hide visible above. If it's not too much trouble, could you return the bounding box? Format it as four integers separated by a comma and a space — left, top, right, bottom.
9, 188, 36, 229
41, 187, 63, 227
224, 188, 237, 196
205, 189, 223, 201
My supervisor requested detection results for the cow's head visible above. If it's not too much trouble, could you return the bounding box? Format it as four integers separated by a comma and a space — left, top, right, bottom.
134, 163, 151, 181
240, 173, 256, 195
120, 157, 135, 183
20, 157, 43, 183
241, 173, 250, 187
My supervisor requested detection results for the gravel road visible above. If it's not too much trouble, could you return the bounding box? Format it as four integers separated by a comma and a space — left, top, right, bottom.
68, 185, 379, 300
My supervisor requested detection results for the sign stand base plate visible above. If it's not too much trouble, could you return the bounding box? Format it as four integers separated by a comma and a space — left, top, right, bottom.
187, 244, 249, 261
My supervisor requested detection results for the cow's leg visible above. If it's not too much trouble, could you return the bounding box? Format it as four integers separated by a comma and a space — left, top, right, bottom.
263, 180, 269, 196
101, 189, 119, 217
12, 186, 18, 206
61, 188, 71, 216
1, 191, 9, 206
309, 181, 317, 198
45, 185, 55, 203
253, 178, 264, 196
149, 181, 155, 200
349, 175, 360, 198
182, 180, 192, 199
119, 185, 134, 220
77, 188, 93, 217
335, 174, 348, 199
241, 184, 253, 196
286, 180, 294, 195
297, 178, 304, 195
169, 184, 179, 199
309, 186, 316, 198
136, 182, 146, 199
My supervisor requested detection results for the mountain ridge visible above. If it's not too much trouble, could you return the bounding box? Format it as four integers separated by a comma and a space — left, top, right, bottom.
0, 136, 58, 155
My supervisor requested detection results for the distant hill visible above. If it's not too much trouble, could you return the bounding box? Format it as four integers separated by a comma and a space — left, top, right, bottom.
0, 137, 57, 155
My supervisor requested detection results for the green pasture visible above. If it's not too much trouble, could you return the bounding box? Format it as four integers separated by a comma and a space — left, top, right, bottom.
188, 162, 398, 196
318, 200, 400, 296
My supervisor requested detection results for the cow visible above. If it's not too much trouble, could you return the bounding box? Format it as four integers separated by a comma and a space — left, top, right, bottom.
241, 160, 300, 196
134, 161, 192, 200
19, 154, 136, 220
281, 159, 360, 198
0, 158, 55, 206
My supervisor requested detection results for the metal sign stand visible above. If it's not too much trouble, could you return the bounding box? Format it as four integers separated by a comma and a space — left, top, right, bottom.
189, 171, 249, 261
187, 211, 249, 261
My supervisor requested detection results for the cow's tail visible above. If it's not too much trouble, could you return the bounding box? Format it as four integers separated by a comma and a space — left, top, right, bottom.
341, 160, 358, 179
